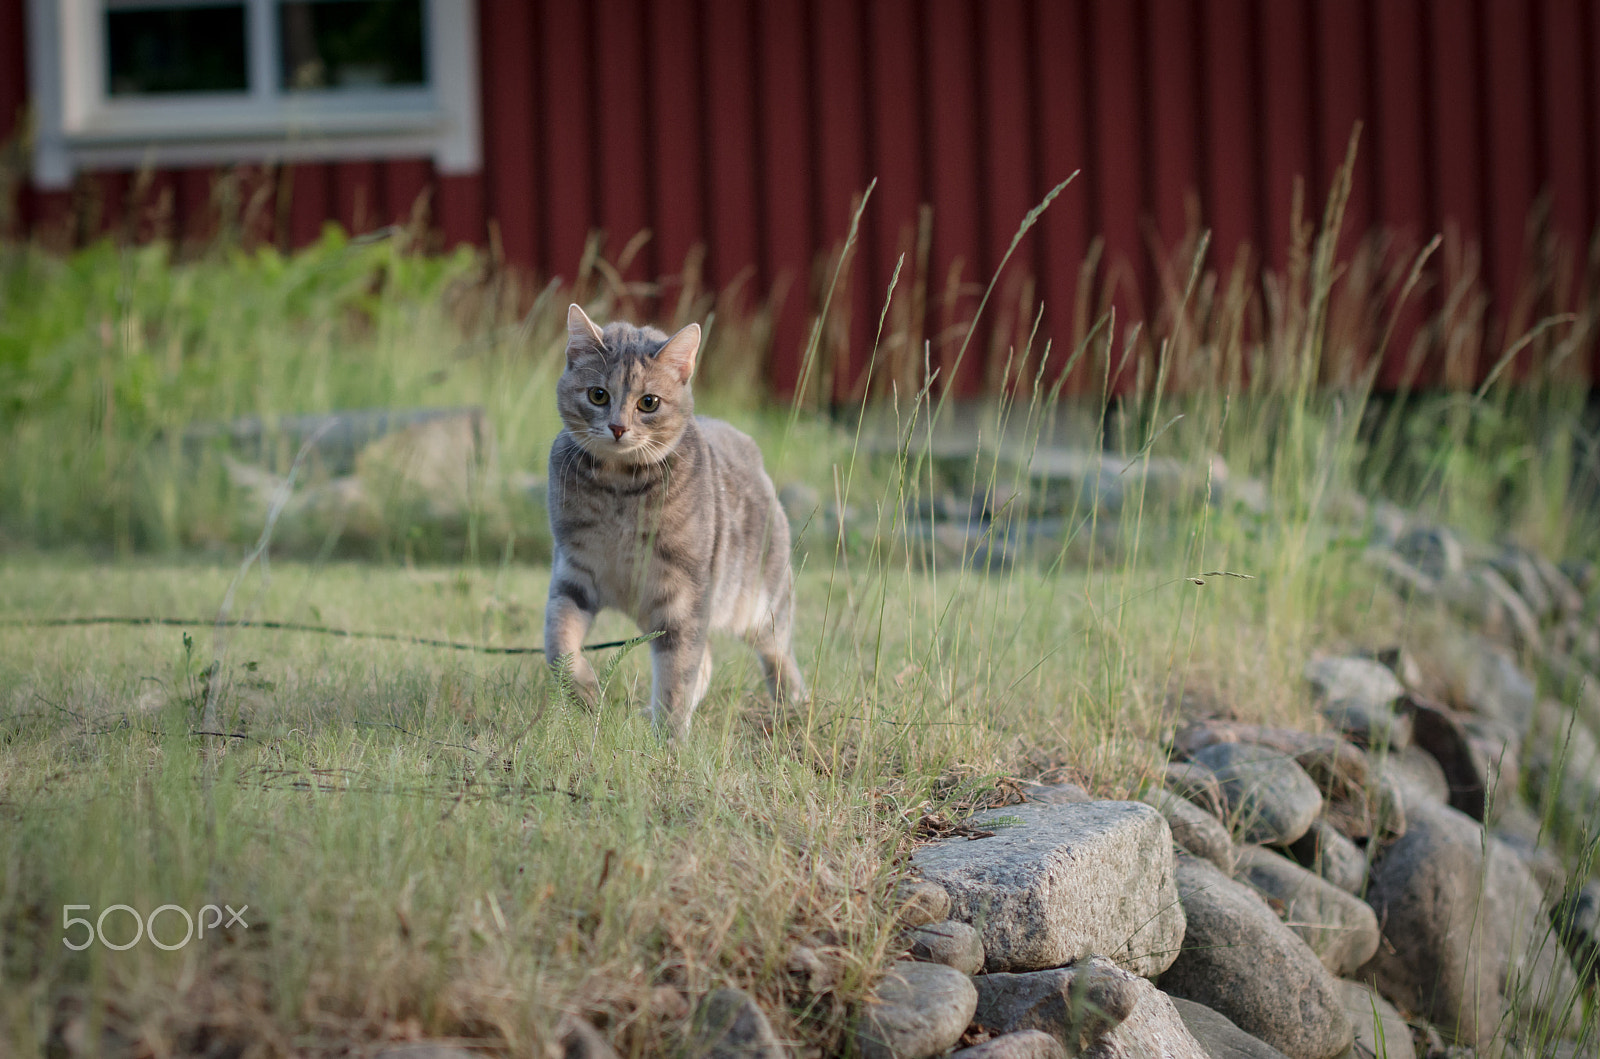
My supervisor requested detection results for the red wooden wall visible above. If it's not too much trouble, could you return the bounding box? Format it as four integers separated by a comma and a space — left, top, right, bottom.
4, 0, 1599, 391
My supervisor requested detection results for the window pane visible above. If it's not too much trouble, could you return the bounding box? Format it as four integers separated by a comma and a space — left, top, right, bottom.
280, 1, 427, 91
106, 4, 250, 96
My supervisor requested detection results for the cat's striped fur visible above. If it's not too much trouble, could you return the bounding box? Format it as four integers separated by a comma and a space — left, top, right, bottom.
543, 304, 804, 735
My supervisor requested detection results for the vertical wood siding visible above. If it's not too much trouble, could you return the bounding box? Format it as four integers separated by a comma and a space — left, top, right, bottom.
5, 0, 1599, 389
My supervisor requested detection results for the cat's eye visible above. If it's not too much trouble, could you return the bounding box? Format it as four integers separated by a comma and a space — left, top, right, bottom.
587, 387, 609, 406
637, 394, 661, 413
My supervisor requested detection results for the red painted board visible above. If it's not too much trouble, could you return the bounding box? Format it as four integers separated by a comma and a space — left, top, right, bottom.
1427, 0, 1484, 386
1033, 0, 1094, 391
540, 0, 595, 283
701, 0, 760, 297
1371, 0, 1430, 388
1147, 0, 1201, 264
1539, 0, 1592, 258
1483, 0, 1538, 359
286, 163, 332, 247
89, 171, 130, 240
383, 158, 433, 230
1092, 0, 1147, 390
1259, 0, 1313, 273
175, 166, 214, 245
925, 0, 983, 394
333, 161, 381, 235
1201, 0, 1261, 279
478, 0, 539, 270
866, 0, 923, 380
1315, 0, 1372, 255
649, 0, 705, 301
437, 173, 487, 250
594, 0, 653, 286
757, 0, 814, 396
813, 0, 871, 397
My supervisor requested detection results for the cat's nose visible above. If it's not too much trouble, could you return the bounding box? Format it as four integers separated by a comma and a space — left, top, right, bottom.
609, 423, 629, 440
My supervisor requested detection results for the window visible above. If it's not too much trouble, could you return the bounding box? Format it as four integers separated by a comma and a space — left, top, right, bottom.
27, 0, 481, 188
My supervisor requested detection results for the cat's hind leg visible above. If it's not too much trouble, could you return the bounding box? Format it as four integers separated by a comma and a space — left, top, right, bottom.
648, 625, 712, 738
752, 615, 806, 705
544, 577, 602, 709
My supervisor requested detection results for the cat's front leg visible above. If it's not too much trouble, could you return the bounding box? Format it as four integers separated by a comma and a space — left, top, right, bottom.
648, 624, 712, 737
544, 578, 602, 709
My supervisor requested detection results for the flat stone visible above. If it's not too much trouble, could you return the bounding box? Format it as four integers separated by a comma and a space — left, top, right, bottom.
1021, 781, 1092, 805
912, 801, 1185, 976
690, 988, 786, 1059
1334, 980, 1414, 1059
1281, 818, 1368, 895
1231, 846, 1379, 976
1166, 997, 1291, 1059
1191, 743, 1323, 846
1457, 639, 1537, 735
1177, 724, 1370, 804
1491, 798, 1567, 900
1366, 547, 1439, 600
974, 958, 1208, 1059
1159, 856, 1353, 1059
1406, 696, 1488, 821
1142, 786, 1236, 872
1532, 553, 1584, 617
1492, 549, 1554, 620
949, 1030, 1067, 1059
1477, 566, 1543, 650
855, 961, 978, 1059
1396, 525, 1464, 580
894, 878, 953, 927
374, 1048, 481, 1059
1357, 801, 1580, 1050
1304, 657, 1405, 711
906, 919, 985, 975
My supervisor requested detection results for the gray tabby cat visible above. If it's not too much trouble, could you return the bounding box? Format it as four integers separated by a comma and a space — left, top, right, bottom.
544, 304, 805, 735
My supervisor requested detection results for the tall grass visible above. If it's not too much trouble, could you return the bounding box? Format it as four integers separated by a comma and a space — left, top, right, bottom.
2, 149, 1597, 1057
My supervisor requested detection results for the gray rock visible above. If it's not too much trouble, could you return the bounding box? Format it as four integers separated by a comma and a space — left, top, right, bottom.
1159, 856, 1353, 1059
1525, 699, 1600, 834
1167, 996, 1291, 1059
855, 961, 978, 1059
1458, 640, 1537, 735
558, 1015, 623, 1059
895, 878, 953, 927
1377, 746, 1449, 809
1492, 550, 1555, 621
950, 1030, 1067, 1059
1142, 786, 1236, 872
1461, 717, 1520, 815
1282, 819, 1368, 895
1491, 799, 1566, 901
1477, 567, 1543, 650
1552, 879, 1600, 983
1320, 699, 1413, 752
906, 919, 985, 975
1558, 557, 1595, 596
1396, 526, 1464, 581
1334, 980, 1414, 1059
1357, 801, 1580, 1050
1231, 846, 1380, 976
913, 801, 1186, 976
974, 958, 1208, 1059
1163, 761, 1227, 818
690, 988, 786, 1059
1191, 743, 1324, 847
1304, 657, 1406, 712
1531, 554, 1584, 617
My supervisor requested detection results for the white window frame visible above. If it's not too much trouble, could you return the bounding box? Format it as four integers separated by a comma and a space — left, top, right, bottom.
27, 0, 482, 188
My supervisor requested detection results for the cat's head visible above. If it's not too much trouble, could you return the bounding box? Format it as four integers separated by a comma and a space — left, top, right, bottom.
556, 303, 700, 466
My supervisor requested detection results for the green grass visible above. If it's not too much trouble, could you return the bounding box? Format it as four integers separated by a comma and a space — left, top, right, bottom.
2, 153, 1598, 1056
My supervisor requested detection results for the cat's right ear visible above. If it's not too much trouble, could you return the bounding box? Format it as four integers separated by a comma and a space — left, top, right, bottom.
566, 303, 606, 358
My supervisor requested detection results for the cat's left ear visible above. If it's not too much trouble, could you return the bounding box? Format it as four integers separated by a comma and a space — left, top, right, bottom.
656, 322, 701, 384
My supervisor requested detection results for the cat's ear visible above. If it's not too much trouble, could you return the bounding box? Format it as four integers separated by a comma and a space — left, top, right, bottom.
566, 303, 606, 356
656, 322, 701, 384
